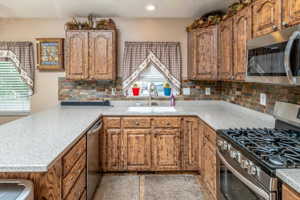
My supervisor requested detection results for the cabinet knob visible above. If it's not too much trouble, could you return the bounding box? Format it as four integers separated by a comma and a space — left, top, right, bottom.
272, 25, 278, 31
167, 122, 170, 126
135, 121, 139, 125
282, 21, 289, 28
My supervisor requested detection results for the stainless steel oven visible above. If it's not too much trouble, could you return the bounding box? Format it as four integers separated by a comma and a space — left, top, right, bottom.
247, 25, 300, 85
217, 139, 278, 200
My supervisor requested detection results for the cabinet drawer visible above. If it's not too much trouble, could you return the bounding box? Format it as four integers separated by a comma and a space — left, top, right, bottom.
65, 169, 86, 200
104, 117, 121, 128
63, 136, 86, 177
63, 153, 86, 198
123, 117, 151, 128
152, 117, 181, 128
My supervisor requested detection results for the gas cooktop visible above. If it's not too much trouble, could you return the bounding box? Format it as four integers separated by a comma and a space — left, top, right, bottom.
218, 128, 300, 171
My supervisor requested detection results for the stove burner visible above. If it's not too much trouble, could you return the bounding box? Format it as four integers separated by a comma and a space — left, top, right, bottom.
220, 128, 300, 169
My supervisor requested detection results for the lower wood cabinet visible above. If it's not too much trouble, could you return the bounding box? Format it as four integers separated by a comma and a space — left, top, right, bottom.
152, 128, 181, 170
106, 129, 122, 171
123, 129, 152, 171
101, 117, 200, 172
200, 123, 217, 200
283, 184, 300, 200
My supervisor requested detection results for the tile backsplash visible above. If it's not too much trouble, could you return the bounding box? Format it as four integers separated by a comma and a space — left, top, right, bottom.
58, 78, 300, 114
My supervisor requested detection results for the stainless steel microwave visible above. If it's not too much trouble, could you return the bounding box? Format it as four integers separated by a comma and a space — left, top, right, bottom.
247, 25, 300, 85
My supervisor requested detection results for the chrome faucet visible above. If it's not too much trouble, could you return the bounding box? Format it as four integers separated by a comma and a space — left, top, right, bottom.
148, 83, 158, 106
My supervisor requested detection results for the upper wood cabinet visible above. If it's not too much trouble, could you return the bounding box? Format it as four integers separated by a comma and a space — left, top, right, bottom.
65, 31, 89, 80
65, 30, 116, 81
219, 18, 234, 80
123, 129, 152, 171
188, 26, 218, 80
283, 0, 300, 27
182, 117, 199, 170
282, 184, 300, 200
252, 0, 282, 38
233, 7, 252, 81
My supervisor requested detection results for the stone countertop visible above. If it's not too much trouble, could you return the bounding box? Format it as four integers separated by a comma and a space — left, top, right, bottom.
0, 100, 275, 173
277, 169, 300, 194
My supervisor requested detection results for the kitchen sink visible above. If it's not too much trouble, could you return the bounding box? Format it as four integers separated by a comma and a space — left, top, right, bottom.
127, 106, 176, 113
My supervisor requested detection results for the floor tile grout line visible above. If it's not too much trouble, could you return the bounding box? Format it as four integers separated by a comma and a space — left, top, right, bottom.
139, 175, 145, 200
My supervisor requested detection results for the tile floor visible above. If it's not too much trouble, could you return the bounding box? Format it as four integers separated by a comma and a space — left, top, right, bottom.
93, 174, 210, 200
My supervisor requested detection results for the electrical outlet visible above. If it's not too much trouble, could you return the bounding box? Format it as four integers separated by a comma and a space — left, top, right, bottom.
260, 93, 267, 106
205, 88, 211, 96
182, 88, 191, 96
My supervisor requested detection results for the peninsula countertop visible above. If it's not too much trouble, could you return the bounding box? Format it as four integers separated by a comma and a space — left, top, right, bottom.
0, 100, 275, 173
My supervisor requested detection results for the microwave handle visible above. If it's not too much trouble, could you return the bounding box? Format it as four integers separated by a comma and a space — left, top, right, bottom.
284, 31, 300, 85
217, 150, 270, 200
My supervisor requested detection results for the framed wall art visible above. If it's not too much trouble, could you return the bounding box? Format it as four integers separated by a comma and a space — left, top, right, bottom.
36, 38, 64, 71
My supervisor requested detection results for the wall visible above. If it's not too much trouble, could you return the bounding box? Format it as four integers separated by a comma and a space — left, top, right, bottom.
0, 17, 192, 124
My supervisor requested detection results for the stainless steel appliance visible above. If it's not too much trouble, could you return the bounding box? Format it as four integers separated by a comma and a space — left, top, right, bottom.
247, 25, 300, 85
0, 180, 33, 200
217, 102, 300, 200
87, 119, 102, 200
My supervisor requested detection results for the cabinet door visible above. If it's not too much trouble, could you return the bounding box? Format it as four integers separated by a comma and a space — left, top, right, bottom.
89, 31, 116, 80
234, 7, 252, 81
106, 129, 122, 171
190, 26, 218, 80
283, 0, 300, 27
203, 138, 217, 199
282, 184, 300, 200
152, 129, 181, 171
182, 117, 199, 170
65, 31, 89, 80
252, 0, 281, 38
123, 129, 151, 171
219, 18, 234, 80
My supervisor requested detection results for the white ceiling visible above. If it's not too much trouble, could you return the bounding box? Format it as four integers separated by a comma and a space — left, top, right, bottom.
0, 0, 237, 18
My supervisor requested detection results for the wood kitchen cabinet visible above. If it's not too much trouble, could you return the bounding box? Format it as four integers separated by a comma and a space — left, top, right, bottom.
65, 30, 116, 81
152, 128, 181, 170
201, 124, 217, 200
233, 6, 252, 81
282, 184, 300, 200
252, 0, 281, 38
219, 18, 234, 80
182, 117, 199, 170
188, 26, 218, 80
65, 31, 89, 80
123, 129, 152, 171
283, 0, 300, 27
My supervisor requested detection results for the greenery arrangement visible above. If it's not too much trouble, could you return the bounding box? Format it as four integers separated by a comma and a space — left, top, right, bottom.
65, 15, 116, 30
186, 0, 253, 32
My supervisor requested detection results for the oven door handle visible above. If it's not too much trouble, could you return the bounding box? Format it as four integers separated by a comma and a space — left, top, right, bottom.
284, 31, 300, 85
217, 150, 270, 200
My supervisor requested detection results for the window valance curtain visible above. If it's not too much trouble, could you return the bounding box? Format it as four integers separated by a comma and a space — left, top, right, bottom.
0, 42, 35, 95
122, 42, 182, 90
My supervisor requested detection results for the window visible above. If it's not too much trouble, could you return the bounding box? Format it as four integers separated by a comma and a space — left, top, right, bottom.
127, 64, 179, 97
0, 61, 30, 115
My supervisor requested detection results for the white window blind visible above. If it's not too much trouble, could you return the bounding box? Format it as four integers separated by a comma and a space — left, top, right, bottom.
0, 61, 30, 115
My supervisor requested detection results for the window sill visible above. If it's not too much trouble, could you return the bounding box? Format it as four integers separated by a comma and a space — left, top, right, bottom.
0, 112, 31, 116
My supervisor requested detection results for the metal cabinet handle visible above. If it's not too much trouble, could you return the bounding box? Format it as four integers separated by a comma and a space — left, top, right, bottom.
284, 31, 299, 85
167, 122, 170, 126
272, 25, 278, 31
135, 121, 140, 125
282, 21, 289, 28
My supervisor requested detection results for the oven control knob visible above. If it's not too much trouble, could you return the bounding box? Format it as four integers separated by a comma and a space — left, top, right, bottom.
242, 160, 251, 169
230, 150, 237, 159
217, 140, 223, 147
249, 165, 259, 176
236, 152, 242, 163
222, 141, 228, 151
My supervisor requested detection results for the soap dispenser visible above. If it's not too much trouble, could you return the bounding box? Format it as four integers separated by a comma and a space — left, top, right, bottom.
170, 93, 175, 107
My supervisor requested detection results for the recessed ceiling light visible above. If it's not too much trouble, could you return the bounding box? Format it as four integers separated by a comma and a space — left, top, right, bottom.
145, 4, 156, 11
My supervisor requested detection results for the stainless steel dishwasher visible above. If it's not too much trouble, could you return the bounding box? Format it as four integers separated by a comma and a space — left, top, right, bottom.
0, 180, 33, 200
87, 119, 102, 200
